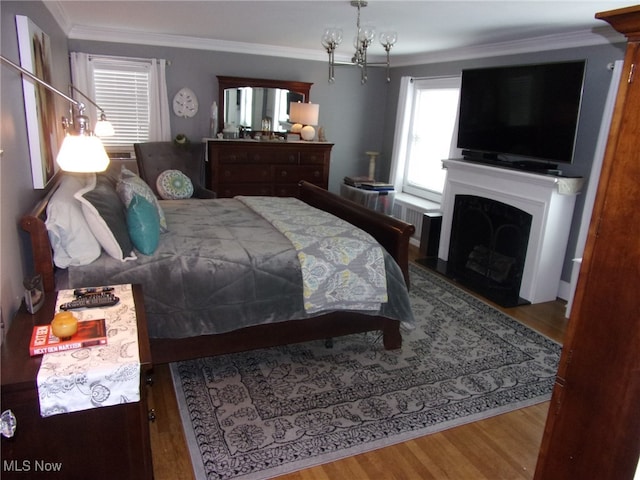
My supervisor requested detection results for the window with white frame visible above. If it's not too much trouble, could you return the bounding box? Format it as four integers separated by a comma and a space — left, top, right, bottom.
90, 58, 151, 148
390, 76, 462, 203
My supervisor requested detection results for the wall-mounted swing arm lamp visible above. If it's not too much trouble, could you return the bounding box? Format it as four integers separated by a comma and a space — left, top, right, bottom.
0, 54, 111, 172
68, 84, 115, 138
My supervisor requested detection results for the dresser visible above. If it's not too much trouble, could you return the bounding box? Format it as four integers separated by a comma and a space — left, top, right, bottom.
0, 285, 153, 479
206, 139, 333, 198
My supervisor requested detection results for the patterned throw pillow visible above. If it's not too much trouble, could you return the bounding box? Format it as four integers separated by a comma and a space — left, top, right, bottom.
116, 167, 168, 232
156, 169, 194, 200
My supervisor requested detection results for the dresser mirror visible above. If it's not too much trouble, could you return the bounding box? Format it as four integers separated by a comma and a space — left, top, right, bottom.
217, 76, 313, 135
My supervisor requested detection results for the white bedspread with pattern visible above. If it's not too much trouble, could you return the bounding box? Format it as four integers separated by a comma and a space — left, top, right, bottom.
237, 196, 388, 313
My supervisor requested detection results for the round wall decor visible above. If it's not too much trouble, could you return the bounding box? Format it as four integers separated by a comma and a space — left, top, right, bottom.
172, 87, 198, 118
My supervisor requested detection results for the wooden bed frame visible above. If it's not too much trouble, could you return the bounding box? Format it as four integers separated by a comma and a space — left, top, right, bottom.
20, 178, 415, 364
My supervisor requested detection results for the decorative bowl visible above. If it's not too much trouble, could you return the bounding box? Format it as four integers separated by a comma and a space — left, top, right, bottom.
51, 311, 78, 340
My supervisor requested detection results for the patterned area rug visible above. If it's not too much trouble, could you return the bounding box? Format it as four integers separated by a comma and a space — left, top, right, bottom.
171, 264, 561, 480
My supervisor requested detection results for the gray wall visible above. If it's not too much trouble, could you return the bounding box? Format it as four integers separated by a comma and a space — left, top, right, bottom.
1, 1, 71, 329
0, 0, 627, 328
67, 39, 392, 191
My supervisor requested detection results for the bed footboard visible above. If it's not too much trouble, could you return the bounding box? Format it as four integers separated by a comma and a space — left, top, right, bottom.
299, 181, 415, 288
151, 313, 401, 364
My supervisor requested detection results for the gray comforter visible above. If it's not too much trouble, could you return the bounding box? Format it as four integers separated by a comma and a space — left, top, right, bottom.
63, 198, 414, 338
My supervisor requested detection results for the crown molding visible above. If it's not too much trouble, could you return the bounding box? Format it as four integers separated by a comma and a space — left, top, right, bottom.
67, 25, 330, 62
49, 0, 625, 68
391, 27, 626, 67
43, 1, 71, 33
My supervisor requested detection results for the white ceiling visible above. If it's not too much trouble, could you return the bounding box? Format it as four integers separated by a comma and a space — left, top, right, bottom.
44, 1, 632, 64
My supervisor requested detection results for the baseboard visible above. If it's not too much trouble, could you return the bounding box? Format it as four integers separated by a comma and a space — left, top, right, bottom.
557, 280, 570, 302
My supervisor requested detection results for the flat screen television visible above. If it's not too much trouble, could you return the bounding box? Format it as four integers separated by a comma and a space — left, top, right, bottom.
457, 60, 586, 168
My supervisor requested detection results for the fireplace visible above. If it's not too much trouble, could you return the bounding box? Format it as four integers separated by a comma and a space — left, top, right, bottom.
435, 159, 583, 305
448, 195, 532, 307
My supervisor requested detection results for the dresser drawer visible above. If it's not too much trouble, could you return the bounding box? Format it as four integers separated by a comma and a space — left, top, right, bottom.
217, 148, 249, 163
220, 165, 273, 183
248, 148, 298, 164
274, 184, 301, 197
275, 165, 326, 184
300, 150, 329, 164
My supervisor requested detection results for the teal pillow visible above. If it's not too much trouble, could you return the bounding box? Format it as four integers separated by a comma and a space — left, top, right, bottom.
117, 166, 169, 232
126, 194, 160, 255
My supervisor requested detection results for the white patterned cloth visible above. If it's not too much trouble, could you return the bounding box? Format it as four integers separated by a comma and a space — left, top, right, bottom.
237, 196, 388, 314
36, 284, 141, 417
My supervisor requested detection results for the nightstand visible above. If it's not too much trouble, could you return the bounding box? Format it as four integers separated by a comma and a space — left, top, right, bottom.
340, 183, 395, 215
1, 284, 153, 479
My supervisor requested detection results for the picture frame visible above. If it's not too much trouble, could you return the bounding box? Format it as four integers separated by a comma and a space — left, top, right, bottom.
16, 15, 62, 189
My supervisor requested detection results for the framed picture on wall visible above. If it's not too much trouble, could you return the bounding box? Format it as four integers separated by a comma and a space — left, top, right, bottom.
16, 15, 62, 189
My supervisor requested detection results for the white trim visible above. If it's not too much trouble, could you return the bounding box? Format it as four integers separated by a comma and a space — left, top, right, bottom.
394, 192, 441, 214
392, 28, 625, 67
42, 0, 626, 67
388, 76, 413, 188
564, 59, 623, 317
67, 25, 332, 63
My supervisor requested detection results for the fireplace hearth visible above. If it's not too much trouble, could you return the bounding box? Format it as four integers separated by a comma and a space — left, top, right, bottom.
447, 195, 532, 307
431, 159, 583, 305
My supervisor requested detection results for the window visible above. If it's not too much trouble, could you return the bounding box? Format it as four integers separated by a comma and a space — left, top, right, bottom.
71, 52, 171, 149
390, 76, 461, 203
90, 58, 151, 148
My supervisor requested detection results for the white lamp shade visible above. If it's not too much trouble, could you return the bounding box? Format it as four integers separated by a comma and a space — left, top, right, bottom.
289, 102, 319, 126
94, 119, 115, 137
56, 135, 110, 172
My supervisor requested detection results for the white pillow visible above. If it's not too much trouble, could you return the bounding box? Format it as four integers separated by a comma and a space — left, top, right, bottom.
156, 169, 194, 200
45, 175, 101, 268
74, 174, 137, 262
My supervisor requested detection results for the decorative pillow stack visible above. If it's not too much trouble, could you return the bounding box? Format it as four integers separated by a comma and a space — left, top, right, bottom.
74, 174, 138, 262
45, 166, 189, 265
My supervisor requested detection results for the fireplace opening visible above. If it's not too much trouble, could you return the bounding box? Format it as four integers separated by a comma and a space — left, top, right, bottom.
446, 195, 532, 307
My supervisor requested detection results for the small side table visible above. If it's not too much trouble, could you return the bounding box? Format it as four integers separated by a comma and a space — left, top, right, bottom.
1, 284, 153, 480
340, 183, 395, 215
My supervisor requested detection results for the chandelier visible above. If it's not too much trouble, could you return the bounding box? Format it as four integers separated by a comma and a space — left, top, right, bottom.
321, 1, 397, 85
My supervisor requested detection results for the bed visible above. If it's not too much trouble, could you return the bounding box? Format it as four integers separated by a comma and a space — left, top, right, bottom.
21, 173, 415, 364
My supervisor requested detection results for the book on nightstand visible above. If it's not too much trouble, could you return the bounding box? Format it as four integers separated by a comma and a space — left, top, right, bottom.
343, 175, 374, 187
29, 318, 108, 356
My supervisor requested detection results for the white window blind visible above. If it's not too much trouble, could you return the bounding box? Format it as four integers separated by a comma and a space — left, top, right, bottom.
90, 59, 151, 147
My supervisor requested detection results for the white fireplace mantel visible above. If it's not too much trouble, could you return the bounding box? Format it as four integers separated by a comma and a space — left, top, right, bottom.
439, 159, 583, 304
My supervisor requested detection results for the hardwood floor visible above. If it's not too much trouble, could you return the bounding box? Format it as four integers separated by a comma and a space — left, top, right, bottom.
148, 247, 568, 480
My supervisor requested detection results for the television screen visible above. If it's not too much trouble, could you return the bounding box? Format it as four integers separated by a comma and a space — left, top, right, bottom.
457, 61, 586, 165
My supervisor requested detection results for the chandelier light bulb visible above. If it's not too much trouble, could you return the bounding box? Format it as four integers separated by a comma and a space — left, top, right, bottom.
362, 25, 376, 43
380, 31, 398, 48
322, 28, 343, 48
